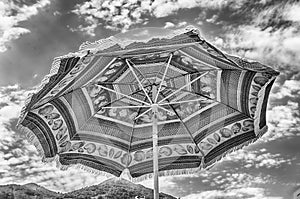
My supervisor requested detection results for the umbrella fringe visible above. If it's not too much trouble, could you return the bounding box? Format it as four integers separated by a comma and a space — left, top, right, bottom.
17, 52, 85, 127
17, 125, 61, 163
17, 125, 45, 159
132, 167, 201, 183
132, 126, 267, 183
74, 164, 114, 178
79, 25, 201, 51
203, 126, 268, 169
17, 125, 115, 178
53, 155, 115, 178
80, 36, 118, 51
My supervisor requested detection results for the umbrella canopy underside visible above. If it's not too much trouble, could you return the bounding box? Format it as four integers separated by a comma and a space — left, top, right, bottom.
17, 27, 279, 181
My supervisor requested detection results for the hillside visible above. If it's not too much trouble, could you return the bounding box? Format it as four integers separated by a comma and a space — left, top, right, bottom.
64, 178, 176, 199
0, 183, 60, 199
0, 178, 177, 199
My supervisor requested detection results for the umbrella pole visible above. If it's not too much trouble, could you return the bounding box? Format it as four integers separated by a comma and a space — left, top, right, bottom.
152, 104, 159, 199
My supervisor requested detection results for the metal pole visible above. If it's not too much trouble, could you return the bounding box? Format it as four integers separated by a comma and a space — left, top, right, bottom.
152, 84, 159, 199
152, 104, 159, 199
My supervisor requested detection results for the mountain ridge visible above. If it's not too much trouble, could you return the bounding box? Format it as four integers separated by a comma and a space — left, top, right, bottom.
0, 178, 177, 199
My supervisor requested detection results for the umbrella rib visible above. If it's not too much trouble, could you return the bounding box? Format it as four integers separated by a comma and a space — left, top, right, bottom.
27, 81, 139, 111
97, 82, 138, 85
76, 88, 148, 132
126, 59, 156, 93
96, 84, 150, 106
159, 98, 207, 106
158, 71, 209, 104
157, 105, 176, 116
126, 122, 136, 163
134, 108, 152, 120
159, 92, 205, 158
170, 105, 205, 158
125, 59, 153, 104
163, 85, 253, 119
200, 39, 241, 69
165, 69, 219, 82
102, 105, 150, 109
154, 53, 173, 103
99, 86, 151, 109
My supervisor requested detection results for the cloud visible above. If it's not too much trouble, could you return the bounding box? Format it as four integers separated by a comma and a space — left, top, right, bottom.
164, 22, 175, 29
0, 0, 50, 52
0, 85, 108, 192
72, 0, 252, 34
222, 149, 293, 169
221, 25, 300, 68
181, 171, 281, 199
183, 187, 283, 199
73, 0, 147, 33
206, 14, 218, 23
284, 3, 300, 22
217, 1, 300, 69
163, 21, 188, 29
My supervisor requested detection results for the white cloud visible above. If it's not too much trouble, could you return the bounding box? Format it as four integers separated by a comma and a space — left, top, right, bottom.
222, 25, 300, 67
0, 0, 50, 52
206, 14, 218, 23
219, 2, 300, 69
0, 85, 108, 192
72, 0, 250, 34
222, 149, 293, 169
163, 21, 188, 29
73, 0, 147, 33
164, 22, 175, 29
261, 100, 300, 142
284, 3, 300, 22
183, 187, 283, 199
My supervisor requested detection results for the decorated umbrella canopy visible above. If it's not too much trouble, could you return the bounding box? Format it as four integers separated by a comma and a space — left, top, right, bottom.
17, 26, 279, 199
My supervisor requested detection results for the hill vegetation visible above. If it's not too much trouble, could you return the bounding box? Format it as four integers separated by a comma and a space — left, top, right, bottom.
0, 178, 177, 199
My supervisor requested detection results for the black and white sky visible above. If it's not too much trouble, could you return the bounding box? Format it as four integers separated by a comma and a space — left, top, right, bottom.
0, 0, 300, 198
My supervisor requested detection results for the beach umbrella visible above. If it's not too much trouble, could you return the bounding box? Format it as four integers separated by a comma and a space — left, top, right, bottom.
17, 26, 279, 199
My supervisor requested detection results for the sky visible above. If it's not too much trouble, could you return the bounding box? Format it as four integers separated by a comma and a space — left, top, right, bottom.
0, 0, 299, 198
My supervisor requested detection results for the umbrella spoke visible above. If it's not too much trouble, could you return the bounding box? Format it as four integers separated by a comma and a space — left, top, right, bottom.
158, 71, 209, 103
154, 53, 173, 103
96, 84, 150, 106
157, 105, 176, 116
77, 88, 148, 131
126, 59, 153, 86
159, 98, 207, 106
125, 59, 153, 104
97, 82, 138, 86
165, 69, 219, 83
158, 92, 205, 159
134, 108, 152, 120
97, 86, 150, 110
102, 105, 150, 109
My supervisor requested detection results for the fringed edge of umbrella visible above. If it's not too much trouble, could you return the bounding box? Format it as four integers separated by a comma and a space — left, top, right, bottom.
203, 125, 268, 169
17, 51, 86, 127
132, 167, 201, 183
17, 124, 116, 178
79, 25, 201, 51
17, 124, 54, 162
55, 159, 115, 178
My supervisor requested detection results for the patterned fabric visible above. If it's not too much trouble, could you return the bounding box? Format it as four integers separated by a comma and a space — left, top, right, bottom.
17, 26, 279, 180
